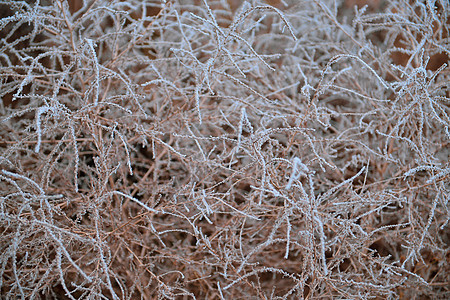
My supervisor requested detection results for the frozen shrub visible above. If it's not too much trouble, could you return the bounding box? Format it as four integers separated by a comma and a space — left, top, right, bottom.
0, 0, 448, 299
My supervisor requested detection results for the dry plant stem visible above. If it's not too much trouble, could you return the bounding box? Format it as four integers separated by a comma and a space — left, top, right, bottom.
0, 0, 449, 299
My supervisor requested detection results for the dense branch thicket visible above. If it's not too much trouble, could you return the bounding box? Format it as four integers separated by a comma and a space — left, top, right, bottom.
0, 0, 448, 299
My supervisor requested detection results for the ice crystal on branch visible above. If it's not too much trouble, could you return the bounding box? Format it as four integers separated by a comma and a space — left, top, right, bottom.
0, 0, 448, 299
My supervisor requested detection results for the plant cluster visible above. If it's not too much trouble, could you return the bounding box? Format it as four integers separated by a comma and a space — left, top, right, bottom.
0, 0, 449, 299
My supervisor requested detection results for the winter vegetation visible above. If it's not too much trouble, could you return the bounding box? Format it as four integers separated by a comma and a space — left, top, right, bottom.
0, 0, 449, 298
